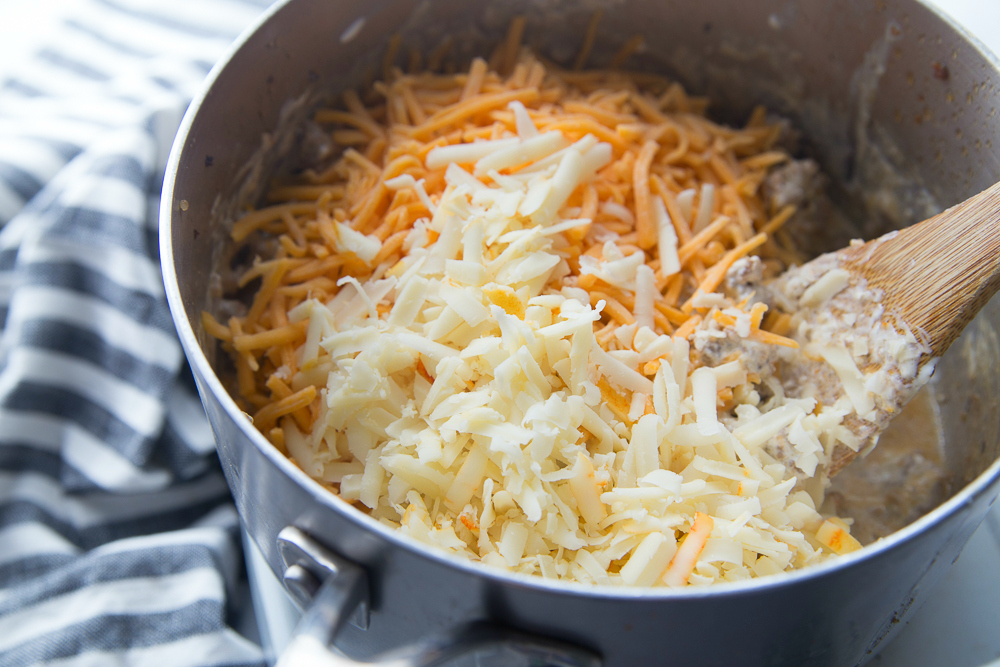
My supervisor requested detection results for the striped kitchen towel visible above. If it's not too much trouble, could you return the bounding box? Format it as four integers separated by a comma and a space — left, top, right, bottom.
0, 0, 271, 664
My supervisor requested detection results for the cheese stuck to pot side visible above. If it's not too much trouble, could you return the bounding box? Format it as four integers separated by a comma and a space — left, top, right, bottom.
206, 38, 931, 587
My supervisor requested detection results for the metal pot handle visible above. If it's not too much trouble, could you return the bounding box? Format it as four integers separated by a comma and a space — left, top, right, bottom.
273, 527, 601, 667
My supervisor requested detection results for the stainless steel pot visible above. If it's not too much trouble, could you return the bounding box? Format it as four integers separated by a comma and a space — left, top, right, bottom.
160, 1, 1000, 665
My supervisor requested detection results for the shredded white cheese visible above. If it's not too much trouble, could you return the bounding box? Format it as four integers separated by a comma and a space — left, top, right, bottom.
278, 126, 881, 589
693, 183, 715, 232
654, 195, 680, 277
799, 268, 850, 308
425, 138, 520, 170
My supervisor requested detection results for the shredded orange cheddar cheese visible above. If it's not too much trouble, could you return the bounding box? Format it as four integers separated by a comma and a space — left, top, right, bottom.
209, 42, 802, 422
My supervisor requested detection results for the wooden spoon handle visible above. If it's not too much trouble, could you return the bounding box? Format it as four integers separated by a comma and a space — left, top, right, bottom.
842, 180, 1000, 357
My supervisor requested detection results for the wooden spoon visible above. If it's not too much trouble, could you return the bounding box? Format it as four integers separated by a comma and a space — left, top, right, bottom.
782, 180, 1000, 474
840, 180, 1000, 359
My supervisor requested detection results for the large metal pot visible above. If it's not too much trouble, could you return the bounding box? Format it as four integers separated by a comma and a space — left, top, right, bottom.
161, 1, 1000, 665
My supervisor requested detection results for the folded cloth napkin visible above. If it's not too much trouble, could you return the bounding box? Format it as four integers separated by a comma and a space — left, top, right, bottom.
0, 0, 271, 664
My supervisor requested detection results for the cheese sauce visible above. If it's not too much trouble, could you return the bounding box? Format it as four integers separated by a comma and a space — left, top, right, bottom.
823, 385, 949, 544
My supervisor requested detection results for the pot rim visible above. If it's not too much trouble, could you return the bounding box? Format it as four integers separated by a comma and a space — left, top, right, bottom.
160, 0, 1000, 602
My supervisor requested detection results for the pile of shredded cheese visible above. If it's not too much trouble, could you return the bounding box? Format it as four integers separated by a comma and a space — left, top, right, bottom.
205, 26, 872, 587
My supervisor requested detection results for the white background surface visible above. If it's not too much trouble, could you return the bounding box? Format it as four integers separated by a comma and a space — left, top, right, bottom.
1, 0, 998, 665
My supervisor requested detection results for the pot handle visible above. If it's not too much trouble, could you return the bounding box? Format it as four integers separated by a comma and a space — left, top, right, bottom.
273, 526, 601, 667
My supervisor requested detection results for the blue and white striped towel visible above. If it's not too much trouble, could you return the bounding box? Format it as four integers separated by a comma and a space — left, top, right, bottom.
0, 1, 271, 664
